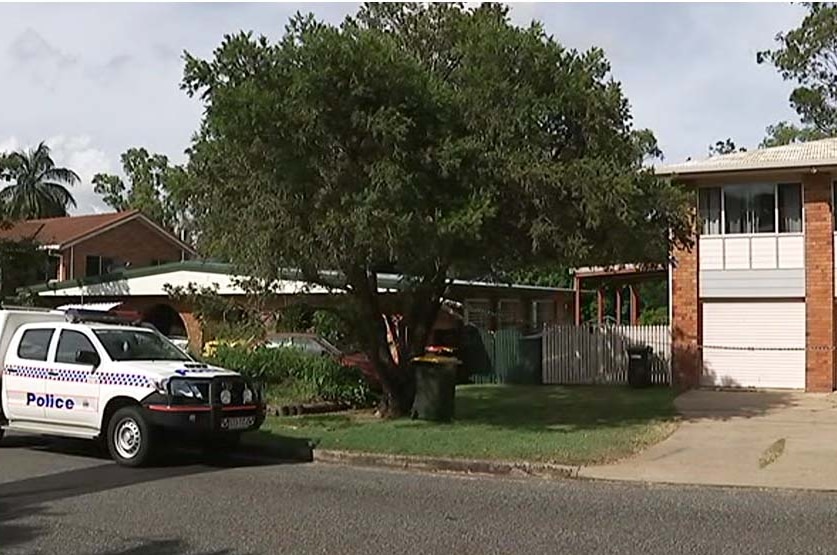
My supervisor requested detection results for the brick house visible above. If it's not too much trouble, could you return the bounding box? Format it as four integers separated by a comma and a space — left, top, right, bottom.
659, 138, 837, 392
0, 210, 195, 282
29, 261, 575, 352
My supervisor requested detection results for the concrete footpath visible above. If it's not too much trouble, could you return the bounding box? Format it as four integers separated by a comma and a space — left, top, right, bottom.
580, 389, 837, 490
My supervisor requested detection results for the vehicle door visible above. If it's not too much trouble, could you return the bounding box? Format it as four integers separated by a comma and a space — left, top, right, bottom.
2, 327, 55, 423
42, 327, 102, 430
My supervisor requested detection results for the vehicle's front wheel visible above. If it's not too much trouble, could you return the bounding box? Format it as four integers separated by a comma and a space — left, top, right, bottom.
107, 406, 154, 467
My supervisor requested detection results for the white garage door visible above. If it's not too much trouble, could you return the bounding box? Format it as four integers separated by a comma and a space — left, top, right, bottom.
702, 301, 805, 389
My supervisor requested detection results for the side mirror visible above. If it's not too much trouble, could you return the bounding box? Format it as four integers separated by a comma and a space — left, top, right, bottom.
76, 350, 100, 367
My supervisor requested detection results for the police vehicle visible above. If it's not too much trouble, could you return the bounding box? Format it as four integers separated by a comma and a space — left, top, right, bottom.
0, 307, 265, 466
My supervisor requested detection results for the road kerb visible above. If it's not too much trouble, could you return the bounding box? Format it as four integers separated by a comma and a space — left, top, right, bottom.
312, 449, 580, 479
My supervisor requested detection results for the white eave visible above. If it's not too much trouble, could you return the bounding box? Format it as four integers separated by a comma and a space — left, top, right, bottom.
656, 137, 837, 177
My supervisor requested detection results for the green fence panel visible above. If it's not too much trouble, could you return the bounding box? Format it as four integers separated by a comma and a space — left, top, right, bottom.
466, 328, 530, 385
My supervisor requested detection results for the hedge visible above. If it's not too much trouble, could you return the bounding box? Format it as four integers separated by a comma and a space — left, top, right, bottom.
207, 344, 375, 407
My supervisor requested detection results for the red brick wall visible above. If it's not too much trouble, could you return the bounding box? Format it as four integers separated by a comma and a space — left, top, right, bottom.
65, 218, 185, 279
803, 172, 835, 392
671, 208, 701, 390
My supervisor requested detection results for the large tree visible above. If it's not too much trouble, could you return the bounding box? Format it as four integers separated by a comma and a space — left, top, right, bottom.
0, 142, 78, 219
758, 3, 837, 146
180, 3, 692, 416
93, 148, 193, 239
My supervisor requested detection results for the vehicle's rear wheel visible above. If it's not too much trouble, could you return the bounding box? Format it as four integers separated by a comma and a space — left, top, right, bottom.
107, 406, 154, 467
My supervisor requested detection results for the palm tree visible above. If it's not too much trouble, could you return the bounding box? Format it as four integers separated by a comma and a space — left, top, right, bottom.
0, 142, 78, 219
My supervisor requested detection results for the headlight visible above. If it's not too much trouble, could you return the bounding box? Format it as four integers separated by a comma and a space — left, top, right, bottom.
220, 389, 232, 405
154, 378, 169, 395
242, 388, 253, 404
169, 379, 204, 400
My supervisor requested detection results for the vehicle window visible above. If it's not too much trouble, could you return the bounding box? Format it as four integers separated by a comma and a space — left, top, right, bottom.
94, 329, 190, 361
55, 330, 97, 364
17, 329, 54, 362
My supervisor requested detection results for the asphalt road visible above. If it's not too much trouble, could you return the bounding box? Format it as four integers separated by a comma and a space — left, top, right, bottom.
3, 434, 837, 554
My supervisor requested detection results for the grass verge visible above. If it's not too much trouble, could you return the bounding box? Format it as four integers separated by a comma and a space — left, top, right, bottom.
255, 384, 678, 465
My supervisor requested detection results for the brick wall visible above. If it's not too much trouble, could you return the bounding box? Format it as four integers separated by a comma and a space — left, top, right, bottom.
671, 210, 701, 390
803, 172, 835, 392
65, 218, 185, 280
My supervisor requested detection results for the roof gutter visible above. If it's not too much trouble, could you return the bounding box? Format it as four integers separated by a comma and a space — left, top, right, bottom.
657, 164, 837, 181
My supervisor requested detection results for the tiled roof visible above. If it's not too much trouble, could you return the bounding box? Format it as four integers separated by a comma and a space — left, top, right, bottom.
656, 137, 837, 177
0, 210, 138, 246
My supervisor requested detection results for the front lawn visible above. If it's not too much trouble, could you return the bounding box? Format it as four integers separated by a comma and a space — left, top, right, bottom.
257, 385, 678, 465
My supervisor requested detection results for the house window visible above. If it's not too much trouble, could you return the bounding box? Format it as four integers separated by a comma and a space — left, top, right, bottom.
778, 183, 802, 233
833, 182, 837, 232
724, 184, 775, 234
85, 255, 115, 277
497, 299, 522, 329
464, 299, 491, 329
699, 184, 802, 236
698, 188, 721, 235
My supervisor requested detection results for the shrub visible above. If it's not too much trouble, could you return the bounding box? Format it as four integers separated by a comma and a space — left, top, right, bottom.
208, 344, 375, 407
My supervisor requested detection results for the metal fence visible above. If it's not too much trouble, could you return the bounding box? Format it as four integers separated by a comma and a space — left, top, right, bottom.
470, 328, 523, 384
541, 324, 671, 385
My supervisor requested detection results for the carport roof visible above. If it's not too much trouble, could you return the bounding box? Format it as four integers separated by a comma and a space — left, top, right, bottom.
29, 260, 575, 298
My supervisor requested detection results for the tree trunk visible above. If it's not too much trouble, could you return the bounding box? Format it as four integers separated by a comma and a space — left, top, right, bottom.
377, 368, 414, 418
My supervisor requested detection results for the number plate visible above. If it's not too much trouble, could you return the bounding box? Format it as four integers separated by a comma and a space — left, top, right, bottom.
221, 416, 255, 430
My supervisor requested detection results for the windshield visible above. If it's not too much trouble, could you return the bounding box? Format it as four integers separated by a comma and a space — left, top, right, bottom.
94, 329, 190, 362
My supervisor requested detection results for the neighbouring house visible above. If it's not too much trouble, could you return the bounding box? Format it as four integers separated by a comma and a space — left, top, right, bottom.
657, 137, 837, 392
27, 260, 576, 352
0, 210, 195, 283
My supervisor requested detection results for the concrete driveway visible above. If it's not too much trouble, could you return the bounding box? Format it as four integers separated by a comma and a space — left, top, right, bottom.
580, 389, 837, 490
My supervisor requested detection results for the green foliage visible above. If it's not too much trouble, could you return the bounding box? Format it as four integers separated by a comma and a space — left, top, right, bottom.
275, 303, 357, 350
0, 238, 50, 301
179, 3, 692, 414
758, 4, 837, 143
275, 303, 313, 333
208, 344, 375, 407
760, 121, 829, 148
638, 306, 667, 326
504, 264, 572, 288
93, 148, 194, 238
311, 309, 348, 347
0, 142, 78, 219
708, 138, 745, 156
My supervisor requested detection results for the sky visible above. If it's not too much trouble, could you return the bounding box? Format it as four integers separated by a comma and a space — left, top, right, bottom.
0, 2, 808, 214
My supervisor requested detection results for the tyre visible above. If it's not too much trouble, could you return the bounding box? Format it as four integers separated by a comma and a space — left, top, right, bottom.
0, 427, 4, 443
107, 406, 154, 467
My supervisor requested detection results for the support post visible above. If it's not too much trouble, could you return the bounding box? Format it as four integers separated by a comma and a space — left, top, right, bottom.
574, 276, 581, 326
629, 285, 639, 325
597, 288, 604, 325
615, 287, 622, 326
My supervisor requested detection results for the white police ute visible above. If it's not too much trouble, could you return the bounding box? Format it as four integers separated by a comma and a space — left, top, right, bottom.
0, 308, 265, 466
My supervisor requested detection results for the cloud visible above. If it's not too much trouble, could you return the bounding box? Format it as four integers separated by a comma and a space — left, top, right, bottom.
0, 3, 814, 214
7, 28, 75, 66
